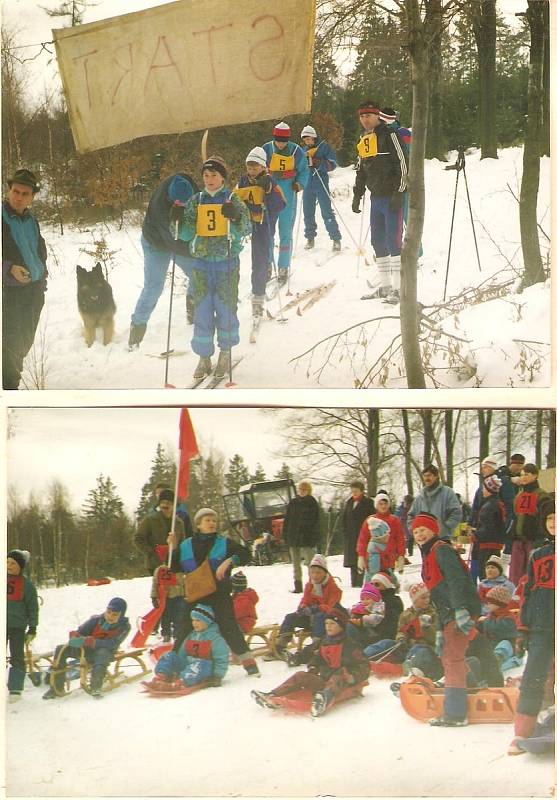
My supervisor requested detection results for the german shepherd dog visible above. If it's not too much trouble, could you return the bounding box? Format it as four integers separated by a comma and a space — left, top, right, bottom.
76, 263, 116, 347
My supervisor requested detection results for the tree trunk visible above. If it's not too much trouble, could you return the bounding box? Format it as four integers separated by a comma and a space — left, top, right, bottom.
366, 409, 380, 496
421, 409, 433, 466
520, 1, 545, 287
425, 0, 444, 159
546, 410, 556, 468
401, 410, 414, 495
535, 409, 543, 467
445, 410, 454, 487
540, 1, 550, 157
477, 409, 492, 461
505, 409, 512, 464
471, 0, 498, 159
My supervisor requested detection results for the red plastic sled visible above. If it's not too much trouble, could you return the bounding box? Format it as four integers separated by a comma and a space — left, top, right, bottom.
265, 681, 368, 714
399, 676, 520, 724
141, 677, 211, 697
86, 578, 111, 586
369, 661, 404, 678
148, 642, 173, 665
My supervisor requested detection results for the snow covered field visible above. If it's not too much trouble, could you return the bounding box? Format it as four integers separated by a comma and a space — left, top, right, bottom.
22, 147, 550, 390
6, 553, 554, 798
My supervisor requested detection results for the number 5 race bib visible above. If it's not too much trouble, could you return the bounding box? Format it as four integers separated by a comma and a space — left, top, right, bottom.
269, 153, 295, 174
196, 203, 228, 237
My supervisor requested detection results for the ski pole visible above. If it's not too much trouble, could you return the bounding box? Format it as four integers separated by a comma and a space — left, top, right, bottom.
462, 165, 482, 274
163, 218, 179, 388
313, 168, 370, 264
225, 219, 235, 386
266, 213, 286, 323
357, 194, 367, 278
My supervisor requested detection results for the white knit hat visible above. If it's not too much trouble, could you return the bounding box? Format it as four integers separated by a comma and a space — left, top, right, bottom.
310, 553, 328, 572
245, 146, 267, 168
194, 507, 218, 526
374, 490, 390, 504
301, 125, 317, 139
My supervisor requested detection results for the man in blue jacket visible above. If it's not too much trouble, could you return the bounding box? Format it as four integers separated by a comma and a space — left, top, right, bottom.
408, 465, 462, 542
2, 169, 47, 389
128, 172, 196, 349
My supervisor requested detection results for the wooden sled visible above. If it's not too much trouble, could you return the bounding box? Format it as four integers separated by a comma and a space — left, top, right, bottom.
264, 680, 368, 715
255, 625, 313, 661
399, 676, 520, 724
141, 677, 211, 697
45, 644, 151, 697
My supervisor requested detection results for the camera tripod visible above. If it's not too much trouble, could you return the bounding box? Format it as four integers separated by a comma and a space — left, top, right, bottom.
443, 145, 482, 301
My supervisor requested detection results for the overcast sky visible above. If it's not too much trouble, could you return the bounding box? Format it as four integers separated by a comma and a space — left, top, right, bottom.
7, 406, 289, 514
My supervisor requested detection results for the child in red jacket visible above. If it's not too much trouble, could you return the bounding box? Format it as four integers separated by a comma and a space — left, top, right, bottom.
231, 571, 259, 634
275, 554, 343, 657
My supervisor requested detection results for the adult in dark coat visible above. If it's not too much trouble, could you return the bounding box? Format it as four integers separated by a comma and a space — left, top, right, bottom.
339, 481, 374, 587
134, 489, 185, 574
283, 480, 321, 593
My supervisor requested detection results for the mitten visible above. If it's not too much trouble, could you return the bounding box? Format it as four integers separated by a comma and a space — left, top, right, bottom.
395, 555, 405, 573
221, 201, 241, 221
152, 597, 159, 608
357, 555, 366, 572
389, 193, 403, 211
25, 628, 36, 644
435, 630, 444, 657
83, 636, 96, 649
255, 173, 272, 192
68, 637, 84, 648
169, 202, 185, 226
454, 607, 474, 636
312, 157, 321, 168
292, 181, 302, 193
420, 614, 433, 628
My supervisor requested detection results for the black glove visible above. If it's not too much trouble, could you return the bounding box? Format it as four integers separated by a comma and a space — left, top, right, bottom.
255, 173, 272, 192
169, 202, 185, 226
292, 181, 302, 193
221, 201, 241, 221
312, 157, 321, 168
152, 598, 159, 609
352, 193, 362, 214
389, 192, 403, 211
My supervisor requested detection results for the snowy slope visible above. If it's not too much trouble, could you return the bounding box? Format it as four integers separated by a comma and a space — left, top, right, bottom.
6, 553, 554, 798
23, 147, 550, 389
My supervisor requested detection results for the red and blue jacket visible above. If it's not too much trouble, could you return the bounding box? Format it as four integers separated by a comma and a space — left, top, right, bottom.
420, 536, 481, 629
518, 539, 554, 634
71, 613, 131, 652
309, 632, 370, 683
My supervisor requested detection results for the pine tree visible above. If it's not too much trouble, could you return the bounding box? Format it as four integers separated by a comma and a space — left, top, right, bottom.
250, 463, 267, 482
82, 474, 130, 577
201, 454, 225, 519
136, 443, 176, 520
274, 463, 295, 481
225, 454, 250, 493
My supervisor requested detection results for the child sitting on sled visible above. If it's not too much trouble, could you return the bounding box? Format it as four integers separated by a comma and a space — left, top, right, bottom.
231, 571, 259, 634
154, 603, 230, 688
251, 608, 370, 717
476, 585, 521, 672
43, 597, 130, 700
347, 582, 385, 649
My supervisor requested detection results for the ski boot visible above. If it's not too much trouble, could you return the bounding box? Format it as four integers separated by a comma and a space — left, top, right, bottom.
429, 715, 468, 727
251, 295, 265, 318
304, 239, 315, 250
128, 322, 147, 350
91, 689, 103, 699
311, 689, 333, 718
332, 239, 341, 252
193, 356, 212, 380
251, 690, 277, 709
213, 349, 230, 379
278, 267, 288, 286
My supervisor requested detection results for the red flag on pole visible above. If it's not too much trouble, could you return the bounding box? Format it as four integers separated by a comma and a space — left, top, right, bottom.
177, 408, 199, 499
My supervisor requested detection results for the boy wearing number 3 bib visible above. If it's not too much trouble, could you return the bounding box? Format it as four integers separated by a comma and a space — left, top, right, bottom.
178, 157, 251, 380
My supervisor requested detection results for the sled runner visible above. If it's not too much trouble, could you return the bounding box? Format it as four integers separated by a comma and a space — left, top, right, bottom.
259, 681, 368, 714
399, 676, 520, 724
42, 644, 151, 697
141, 677, 212, 697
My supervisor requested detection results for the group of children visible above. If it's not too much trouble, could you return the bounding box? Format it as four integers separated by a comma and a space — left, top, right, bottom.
7, 494, 554, 747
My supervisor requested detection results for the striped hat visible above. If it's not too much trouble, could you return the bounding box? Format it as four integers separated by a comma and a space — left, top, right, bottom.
191, 604, 216, 624
273, 122, 291, 140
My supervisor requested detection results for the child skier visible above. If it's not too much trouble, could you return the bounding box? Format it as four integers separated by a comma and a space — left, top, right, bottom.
299, 124, 341, 252
43, 597, 131, 699
411, 513, 481, 726
262, 122, 309, 284
231, 571, 259, 634
177, 157, 251, 380
7, 549, 39, 703
508, 494, 555, 755
251, 608, 369, 717
234, 147, 286, 321
153, 603, 230, 688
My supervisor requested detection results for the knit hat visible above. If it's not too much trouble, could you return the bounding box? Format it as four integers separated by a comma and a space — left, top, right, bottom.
358, 100, 380, 116
202, 156, 227, 178
539, 494, 555, 526
7, 168, 40, 192
360, 583, 382, 602
324, 608, 349, 629
231, 571, 248, 592
481, 455, 498, 470
300, 125, 317, 139
194, 507, 218, 526
379, 107, 397, 124
371, 571, 396, 590
409, 582, 429, 605
7, 549, 30, 572
510, 453, 526, 466
273, 122, 291, 140
411, 513, 439, 535
158, 489, 174, 503
374, 490, 390, 505
367, 517, 390, 538
191, 603, 216, 624
245, 146, 267, 168
485, 555, 504, 574
107, 597, 127, 615
485, 585, 512, 608
483, 474, 502, 494
309, 553, 328, 572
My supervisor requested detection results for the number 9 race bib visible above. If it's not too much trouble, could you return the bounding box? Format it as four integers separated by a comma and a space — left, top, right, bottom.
357, 133, 378, 158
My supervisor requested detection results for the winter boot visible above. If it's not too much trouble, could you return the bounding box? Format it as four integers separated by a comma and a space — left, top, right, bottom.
251, 690, 277, 709
193, 356, 212, 380
278, 267, 288, 285
311, 688, 333, 718
508, 712, 537, 755
214, 349, 231, 379
429, 715, 468, 727
128, 322, 147, 350
332, 239, 341, 252
290, 579, 303, 594
304, 239, 315, 250
242, 657, 260, 677
251, 295, 265, 318
186, 295, 195, 325
8, 692, 22, 704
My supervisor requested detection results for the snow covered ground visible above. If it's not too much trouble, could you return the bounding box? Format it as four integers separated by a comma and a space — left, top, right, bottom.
22, 147, 550, 390
6, 553, 554, 798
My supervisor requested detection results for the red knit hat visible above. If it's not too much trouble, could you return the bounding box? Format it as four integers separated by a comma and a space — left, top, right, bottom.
485, 585, 512, 608
409, 582, 429, 605
273, 122, 291, 140
371, 571, 396, 590
411, 513, 439, 535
